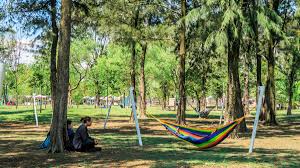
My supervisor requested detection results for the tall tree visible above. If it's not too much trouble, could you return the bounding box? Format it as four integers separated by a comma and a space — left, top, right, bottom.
242, 49, 251, 115
263, 0, 285, 125
278, 1, 300, 115
139, 42, 148, 118
49, 0, 72, 153
281, 48, 300, 115
222, 1, 247, 132
249, 0, 263, 101
176, 0, 187, 125
50, 0, 59, 109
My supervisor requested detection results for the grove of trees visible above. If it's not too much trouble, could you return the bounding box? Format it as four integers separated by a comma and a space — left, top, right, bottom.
0, 0, 299, 153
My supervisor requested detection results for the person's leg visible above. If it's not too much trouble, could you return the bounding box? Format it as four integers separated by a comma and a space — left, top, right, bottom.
80, 141, 95, 152
83, 143, 102, 152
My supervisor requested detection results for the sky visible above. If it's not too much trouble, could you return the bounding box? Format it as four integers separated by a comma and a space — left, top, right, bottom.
6, 26, 41, 65
18, 39, 37, 64
1, 0, 41, 65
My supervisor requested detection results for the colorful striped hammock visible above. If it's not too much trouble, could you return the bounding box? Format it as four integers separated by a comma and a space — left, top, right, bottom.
151, 116, 245, 150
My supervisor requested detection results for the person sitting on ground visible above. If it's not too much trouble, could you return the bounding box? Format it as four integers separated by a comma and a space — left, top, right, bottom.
65, 119, 75, 151
67, 119, 75, 142
73, 116, 101, 152
40, 119, 75, 150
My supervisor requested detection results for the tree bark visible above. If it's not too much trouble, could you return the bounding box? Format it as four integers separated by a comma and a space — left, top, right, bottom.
40, 85, 43, 113
262, 0, 280, 125
226, 28, 247, 134
162, 82, 167, 110
68, 85, 72, 108
286, 51, 297, 115
243, 55, 250, 115
123, 92, 126, 108
3, 84, 8, 104
94, 80, 100, 108
265, 39, 277, 125
287, 75, 294, 115
129, 8, 139, 122
200, 75, 207, 111
50, 0, 59, 110
195, 90, 201, 113
15, 72, 18, 110
250, 0, 263, 101
129, 41, 137, 122
45, 96, 47, 109
176, 0, 187, 125
49, 0, 72, 153
139, 43, 147, 118
194, 90, 201, 118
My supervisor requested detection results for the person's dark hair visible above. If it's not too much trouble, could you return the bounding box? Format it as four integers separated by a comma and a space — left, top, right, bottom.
67, 119, 72, 125
80, 116, 92, 123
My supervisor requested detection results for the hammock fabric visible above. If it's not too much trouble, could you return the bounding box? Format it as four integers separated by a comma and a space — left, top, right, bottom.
151, 116, 245, 150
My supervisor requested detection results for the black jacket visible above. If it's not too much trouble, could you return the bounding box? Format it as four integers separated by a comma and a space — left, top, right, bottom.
73, 124, 94, 149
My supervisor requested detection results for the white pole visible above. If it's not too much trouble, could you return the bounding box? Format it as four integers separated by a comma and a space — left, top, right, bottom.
33, 93, 39, 127
130, 86, 143, 146
103, 97, 114, 129
0, 62, 5, 96
249, 86, 265, 153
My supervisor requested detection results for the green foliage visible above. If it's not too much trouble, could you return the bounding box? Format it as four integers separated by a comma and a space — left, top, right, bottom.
146, 42, 177, 98
1, 0, 299, 112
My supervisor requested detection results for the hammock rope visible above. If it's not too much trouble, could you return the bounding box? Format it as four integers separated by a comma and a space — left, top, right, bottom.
148, 114, 245, 150
187, 101, 216, 118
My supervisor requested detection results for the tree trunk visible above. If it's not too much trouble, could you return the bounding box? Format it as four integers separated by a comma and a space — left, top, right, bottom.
262, 0, 280, 125
44, 96, 47, 109
3, 84, 8, 104
162, 83, 167, 110
129, 41, 137, 122
13, 69, 18, 110
129, 8, 139, 122
123, 92, 126, 108
256, 54, 262, 97
194, 90, 201, 118
215, 98, 218, 110
68, 85, 72, 108
176, 0, 187, 125
257, 53, 264, 121
195, 90, 201, 113
40, 85, 43, 113
95, 81, 100, 108
243, 55, 250, 115
264, 39, 277, 125
50, 0, 59, 110
226, 29, 247, 135
252, 1, 264, 120
139, 43, 147, 118
250, 0, 263, 102
286, 54, 296, 115
15, 80, 18, 110
49, 0, 72, 153
287, 80, 293, 115
200, 75, 207, 111
201, 96, 206, 111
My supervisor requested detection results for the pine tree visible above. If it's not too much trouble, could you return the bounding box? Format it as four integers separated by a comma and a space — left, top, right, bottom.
49, 0, 72, 153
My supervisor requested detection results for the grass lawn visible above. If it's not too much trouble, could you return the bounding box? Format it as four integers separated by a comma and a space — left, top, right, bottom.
0, 105, 299, 167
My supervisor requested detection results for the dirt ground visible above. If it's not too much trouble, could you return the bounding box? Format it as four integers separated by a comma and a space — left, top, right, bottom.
0, 115, 300, 168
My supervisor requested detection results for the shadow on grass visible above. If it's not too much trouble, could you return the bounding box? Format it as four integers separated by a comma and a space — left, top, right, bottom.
0, 136, 299, 168
1, 113, 300, 168
101, 135, 300, 168
0, 110, 35, 115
